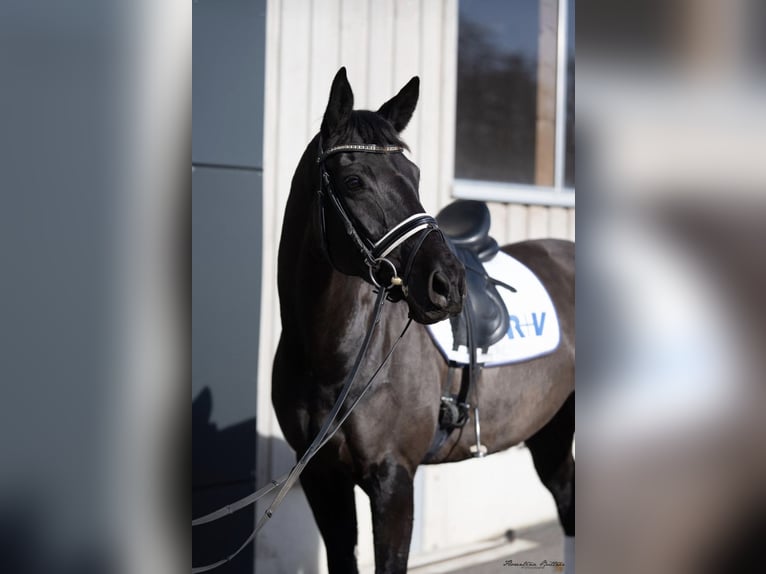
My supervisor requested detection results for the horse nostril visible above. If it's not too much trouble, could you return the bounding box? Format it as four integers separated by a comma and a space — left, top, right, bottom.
428, 270, 451, 309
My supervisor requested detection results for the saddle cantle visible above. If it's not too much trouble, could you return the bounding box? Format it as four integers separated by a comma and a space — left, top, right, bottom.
436, 200, 509, 353
436, 200, 499, 262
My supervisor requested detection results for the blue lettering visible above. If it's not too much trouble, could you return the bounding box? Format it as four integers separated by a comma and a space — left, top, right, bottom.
507, 316, 525, 339
508, 312, 547, 339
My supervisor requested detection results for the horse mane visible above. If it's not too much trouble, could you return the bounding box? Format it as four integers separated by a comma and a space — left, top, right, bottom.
335, 110, 410, 151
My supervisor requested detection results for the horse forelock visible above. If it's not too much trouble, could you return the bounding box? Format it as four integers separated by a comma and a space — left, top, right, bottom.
332, 110, 410, 151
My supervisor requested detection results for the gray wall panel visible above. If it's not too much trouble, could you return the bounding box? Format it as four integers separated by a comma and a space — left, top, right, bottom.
192, 166, 262, 432
192, 3, 265, 570
192, 0, 266, 167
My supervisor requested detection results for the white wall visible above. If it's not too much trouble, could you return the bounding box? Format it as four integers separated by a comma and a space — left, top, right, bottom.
256, 1, 574, 572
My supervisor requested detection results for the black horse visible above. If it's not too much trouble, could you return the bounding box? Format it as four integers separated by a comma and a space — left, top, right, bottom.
273, 68, 574, 574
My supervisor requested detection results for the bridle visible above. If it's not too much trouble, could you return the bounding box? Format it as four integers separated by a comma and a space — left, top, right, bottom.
316, 138, 440, 298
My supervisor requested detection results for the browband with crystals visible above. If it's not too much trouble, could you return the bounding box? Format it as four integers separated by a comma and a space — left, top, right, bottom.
318, 144, 404, 163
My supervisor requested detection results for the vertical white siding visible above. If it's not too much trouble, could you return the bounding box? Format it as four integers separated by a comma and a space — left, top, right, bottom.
437, 0, 459, 211
418, 0, 445, 215
309, 1, 342, 130
257, 1, 574, 571
366, 0, 395, 102
340, 0, 370, 104
489, 202, 576, 245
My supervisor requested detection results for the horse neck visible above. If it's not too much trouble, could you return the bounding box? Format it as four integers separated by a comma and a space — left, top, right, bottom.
278, 136, 374, 360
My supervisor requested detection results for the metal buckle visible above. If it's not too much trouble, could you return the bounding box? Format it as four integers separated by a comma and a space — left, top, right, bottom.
368, 257, 401, 290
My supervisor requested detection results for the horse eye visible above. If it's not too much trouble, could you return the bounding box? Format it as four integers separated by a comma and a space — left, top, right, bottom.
344, 175, 363, 190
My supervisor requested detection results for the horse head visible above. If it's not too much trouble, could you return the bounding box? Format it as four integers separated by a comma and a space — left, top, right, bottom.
316, 67, 465, 324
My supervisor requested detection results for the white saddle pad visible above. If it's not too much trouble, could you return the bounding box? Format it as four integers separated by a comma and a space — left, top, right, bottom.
426, 250, 561, 366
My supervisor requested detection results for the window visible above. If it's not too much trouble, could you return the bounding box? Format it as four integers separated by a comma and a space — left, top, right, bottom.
454, 0, 574, 206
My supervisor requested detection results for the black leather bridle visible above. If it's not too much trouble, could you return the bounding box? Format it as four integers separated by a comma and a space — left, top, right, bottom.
316, 138, 441, 298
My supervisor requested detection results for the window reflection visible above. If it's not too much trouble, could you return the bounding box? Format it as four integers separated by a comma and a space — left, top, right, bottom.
455, 0, 574, 190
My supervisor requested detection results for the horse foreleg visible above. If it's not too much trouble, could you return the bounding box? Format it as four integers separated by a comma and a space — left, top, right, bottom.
362, 459, 414, 574
526, 392, 575, 573
301, 464, 359, 574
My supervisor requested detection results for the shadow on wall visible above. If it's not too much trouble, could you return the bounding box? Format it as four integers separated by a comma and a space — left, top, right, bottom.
192, 388, 322, 574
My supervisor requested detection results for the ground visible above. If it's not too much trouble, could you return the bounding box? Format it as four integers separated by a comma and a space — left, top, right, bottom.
409, 521, 565, 574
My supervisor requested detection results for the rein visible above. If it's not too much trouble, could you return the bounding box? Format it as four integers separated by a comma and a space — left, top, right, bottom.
191, 139, 441, 573
192, 287, 412, 573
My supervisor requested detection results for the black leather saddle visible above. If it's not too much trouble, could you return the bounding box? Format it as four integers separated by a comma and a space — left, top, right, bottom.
436, 200, 510, 353
436, 200, 499, 262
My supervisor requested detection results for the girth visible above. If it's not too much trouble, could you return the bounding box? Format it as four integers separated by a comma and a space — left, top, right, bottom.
424, 200, 516, 461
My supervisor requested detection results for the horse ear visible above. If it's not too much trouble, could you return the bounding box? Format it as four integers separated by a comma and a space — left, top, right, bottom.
377, 76, 420, 132
321, 67, 354, 139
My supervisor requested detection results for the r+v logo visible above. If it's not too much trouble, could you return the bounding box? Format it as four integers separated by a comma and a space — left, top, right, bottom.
507, 312, 546, 339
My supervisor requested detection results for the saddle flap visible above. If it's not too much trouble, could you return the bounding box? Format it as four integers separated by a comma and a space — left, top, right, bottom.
449, 247, 509, 352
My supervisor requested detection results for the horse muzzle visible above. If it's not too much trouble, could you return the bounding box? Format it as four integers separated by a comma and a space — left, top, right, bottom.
407, 262, 465, 324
